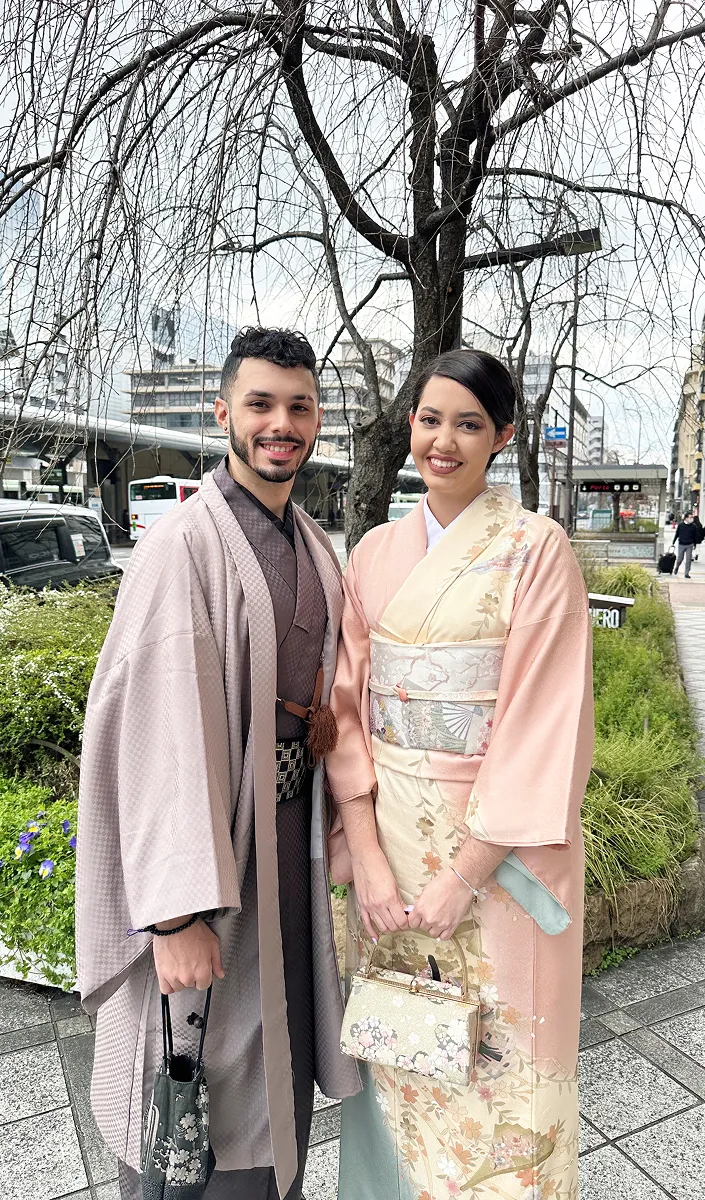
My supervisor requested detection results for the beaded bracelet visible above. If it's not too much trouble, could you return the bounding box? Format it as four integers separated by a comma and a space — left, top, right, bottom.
127, 913, 199, 938
451, 867, 480, 900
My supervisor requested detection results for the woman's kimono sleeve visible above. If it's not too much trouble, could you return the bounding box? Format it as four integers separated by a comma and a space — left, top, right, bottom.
326, 545, 377, 805
464, 524, 594, 847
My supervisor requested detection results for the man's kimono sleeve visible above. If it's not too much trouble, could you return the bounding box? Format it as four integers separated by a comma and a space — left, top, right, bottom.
464, 524, 594, 847
76, 530, 240, 1007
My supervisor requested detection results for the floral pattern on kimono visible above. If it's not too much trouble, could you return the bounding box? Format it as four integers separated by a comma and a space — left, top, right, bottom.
328, 487, 593, 1200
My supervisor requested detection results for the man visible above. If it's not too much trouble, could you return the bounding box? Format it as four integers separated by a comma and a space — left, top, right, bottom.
76, 328, 360, 1200
691, 506, 704, 561
672, 511, 699, 578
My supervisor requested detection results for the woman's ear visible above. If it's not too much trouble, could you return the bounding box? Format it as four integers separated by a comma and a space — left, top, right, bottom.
409, 410, 415, 431
494, 423, 515, 453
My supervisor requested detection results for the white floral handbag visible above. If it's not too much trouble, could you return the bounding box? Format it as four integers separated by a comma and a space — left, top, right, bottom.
340, 935, 480, 1085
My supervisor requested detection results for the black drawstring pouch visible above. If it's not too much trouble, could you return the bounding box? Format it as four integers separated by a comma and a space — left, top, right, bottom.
140, 987, 216, 1199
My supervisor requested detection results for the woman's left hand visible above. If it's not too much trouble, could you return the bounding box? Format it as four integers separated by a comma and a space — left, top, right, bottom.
407, 867, 475, 941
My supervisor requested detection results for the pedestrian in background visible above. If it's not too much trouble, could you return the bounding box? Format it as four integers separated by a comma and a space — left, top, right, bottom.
673, 512, 699, 578
691, 506, 704, 561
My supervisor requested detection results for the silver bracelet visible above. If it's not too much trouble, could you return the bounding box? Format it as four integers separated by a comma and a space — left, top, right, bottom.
451, 866, 480, 899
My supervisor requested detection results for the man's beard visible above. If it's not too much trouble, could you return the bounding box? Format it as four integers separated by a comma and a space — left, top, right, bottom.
229, 426, 315, 482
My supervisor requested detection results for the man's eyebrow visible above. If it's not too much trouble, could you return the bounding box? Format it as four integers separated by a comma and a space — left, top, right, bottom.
244, 389, 315, 402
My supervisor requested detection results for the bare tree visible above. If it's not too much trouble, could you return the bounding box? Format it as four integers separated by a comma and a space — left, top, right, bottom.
1, 2, 704, 545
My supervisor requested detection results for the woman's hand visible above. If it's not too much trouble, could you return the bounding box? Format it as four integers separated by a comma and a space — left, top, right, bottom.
407, 867, 475, 941
351, 845, 408, 941
152, 918, 225, 994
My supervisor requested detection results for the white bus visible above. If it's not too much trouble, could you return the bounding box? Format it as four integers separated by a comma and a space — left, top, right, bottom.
129, 476, 201, 540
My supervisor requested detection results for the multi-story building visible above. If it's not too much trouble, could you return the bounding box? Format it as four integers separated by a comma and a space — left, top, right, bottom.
670, 335, 704, 519
588, 412, 605, 464
489, 354, 589, 516
125, 360, 224, 435
319, 339, 404, 453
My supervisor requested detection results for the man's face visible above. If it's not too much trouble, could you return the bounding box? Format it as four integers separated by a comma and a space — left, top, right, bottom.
214, 358, 322, 483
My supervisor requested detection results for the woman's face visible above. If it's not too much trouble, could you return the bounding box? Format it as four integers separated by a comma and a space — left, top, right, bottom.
409, 375, 514, 499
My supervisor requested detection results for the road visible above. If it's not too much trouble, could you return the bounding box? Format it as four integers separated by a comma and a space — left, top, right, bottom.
113, 528, 348, 567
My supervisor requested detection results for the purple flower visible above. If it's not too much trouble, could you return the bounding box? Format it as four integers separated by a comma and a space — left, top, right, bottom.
69, 836, 77, 850
38, 860, 55, 879
61, 820, 72, 835
26, 821, 41, 834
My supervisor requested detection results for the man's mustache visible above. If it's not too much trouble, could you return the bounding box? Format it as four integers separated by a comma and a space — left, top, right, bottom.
253, 436, 306, 449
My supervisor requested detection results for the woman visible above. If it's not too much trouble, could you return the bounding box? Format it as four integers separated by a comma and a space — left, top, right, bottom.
326, 349, 593, 1200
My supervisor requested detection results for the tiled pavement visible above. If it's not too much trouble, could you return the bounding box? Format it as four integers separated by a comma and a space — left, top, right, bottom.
3, 939, 705, 1199
3, 556, 705, 1199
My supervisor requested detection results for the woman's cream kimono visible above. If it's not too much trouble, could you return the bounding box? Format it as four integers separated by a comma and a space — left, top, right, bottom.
327, 487, 593, 1200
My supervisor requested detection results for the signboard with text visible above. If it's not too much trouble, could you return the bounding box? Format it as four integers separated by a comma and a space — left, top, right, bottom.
587, 592, 635, 629
579, 481, 641, 494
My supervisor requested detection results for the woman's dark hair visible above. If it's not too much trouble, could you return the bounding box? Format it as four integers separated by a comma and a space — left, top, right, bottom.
411, 348, 516, 464
220, 326, 319, 398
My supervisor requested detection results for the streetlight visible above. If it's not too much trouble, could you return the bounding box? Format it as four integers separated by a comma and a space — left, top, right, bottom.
462, 227, 602, 271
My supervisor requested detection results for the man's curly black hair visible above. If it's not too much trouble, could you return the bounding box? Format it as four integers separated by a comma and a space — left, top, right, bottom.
220, 326, 319, 399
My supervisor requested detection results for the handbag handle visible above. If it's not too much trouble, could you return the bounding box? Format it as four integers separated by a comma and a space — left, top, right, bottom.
161, 986, 212, 1075
362, 933, 471, 1002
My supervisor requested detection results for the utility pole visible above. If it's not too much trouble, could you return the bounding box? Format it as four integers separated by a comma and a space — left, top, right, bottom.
565, 255, 581, 534
698, 317, 705, 525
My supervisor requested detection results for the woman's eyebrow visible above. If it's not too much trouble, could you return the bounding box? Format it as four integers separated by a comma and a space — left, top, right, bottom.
418, 405, 484, 419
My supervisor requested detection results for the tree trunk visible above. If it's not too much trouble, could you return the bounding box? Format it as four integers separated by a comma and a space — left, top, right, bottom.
515, 406, 541, 511
345, 403, 413, 551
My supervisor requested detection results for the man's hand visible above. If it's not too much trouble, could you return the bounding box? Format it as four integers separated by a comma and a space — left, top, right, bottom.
351, 845, 408, 941
152, 917, 225, 994
408, 867, 475, 941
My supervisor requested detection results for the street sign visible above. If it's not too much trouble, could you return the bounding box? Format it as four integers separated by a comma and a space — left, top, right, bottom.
544, 426, 567, 442
579, 481, 641, 494
588, 592, 635, 629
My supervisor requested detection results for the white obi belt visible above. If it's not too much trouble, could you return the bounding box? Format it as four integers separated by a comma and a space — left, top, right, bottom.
368, 633, 504, 755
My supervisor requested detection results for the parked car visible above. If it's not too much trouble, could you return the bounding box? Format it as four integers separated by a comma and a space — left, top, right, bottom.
0, 500, 122, 590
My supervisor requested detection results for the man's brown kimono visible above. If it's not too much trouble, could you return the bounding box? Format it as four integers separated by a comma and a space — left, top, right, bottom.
75, 464, 360, 1198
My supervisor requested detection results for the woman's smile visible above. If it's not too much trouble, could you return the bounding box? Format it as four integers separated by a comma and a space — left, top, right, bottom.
427, 455, 463, 475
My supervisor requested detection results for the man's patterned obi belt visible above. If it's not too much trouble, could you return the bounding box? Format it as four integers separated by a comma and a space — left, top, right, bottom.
368, 632, 505, 756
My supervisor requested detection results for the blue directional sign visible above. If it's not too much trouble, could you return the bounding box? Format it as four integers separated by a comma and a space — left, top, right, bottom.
544, 426, 567, 441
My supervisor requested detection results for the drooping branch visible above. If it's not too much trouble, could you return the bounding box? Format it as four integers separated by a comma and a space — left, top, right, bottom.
279, 6, 410, 262
483, 166, 705, 247
495, 16, 705, 139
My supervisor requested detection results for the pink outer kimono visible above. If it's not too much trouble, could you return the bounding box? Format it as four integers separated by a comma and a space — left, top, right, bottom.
326, 488, 594, 1200
75, 473, 360, 1197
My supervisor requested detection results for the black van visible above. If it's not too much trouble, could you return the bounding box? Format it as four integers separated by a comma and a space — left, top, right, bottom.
0, 501, 122, 590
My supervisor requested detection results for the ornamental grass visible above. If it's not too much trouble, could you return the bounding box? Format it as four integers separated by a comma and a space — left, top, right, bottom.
584, 589, 702, 898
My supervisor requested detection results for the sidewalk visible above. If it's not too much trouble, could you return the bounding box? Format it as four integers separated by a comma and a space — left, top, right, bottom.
2, 558, 705, 1199
2, 938, 705, 1200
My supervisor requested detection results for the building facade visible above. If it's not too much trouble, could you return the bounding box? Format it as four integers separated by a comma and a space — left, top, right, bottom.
670, 338, 704, 519
125, 361, 224, 434
319, 339, 404, 453
588, 412, 605, 464
489, 354, 589, 517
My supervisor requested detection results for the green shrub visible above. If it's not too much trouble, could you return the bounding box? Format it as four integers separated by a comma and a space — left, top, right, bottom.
0, 583, 115, 774
586, 586, 702, 899
592, 596, 696, 744
592, 564, 652, 598
584, 731, 700, 897
0, 776, 77, 987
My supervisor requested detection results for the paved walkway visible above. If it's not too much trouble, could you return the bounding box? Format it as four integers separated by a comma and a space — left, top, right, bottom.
2, 554, 705, 1199
2, 941, 705, 1200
